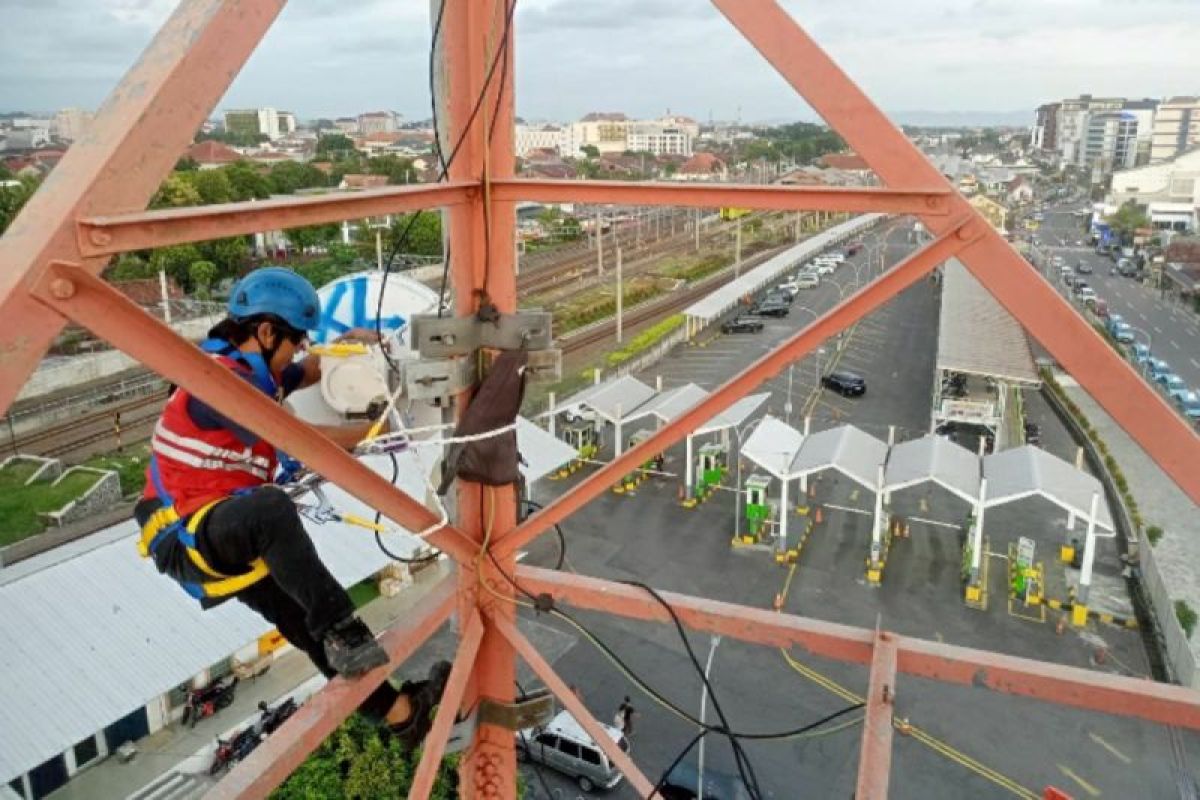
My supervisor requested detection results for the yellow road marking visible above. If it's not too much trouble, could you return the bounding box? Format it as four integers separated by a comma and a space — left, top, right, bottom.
1058, 764, 1101, 797
1087, 731, 1131, 764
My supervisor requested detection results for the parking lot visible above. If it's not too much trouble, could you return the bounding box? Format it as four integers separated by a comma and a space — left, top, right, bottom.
515, 219, 1197, 798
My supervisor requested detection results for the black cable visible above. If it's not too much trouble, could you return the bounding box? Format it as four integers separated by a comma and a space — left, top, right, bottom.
651, 729, 705, 799
514, 680, 558, 800
371, 450, 440, 565
523, 498, 565, 571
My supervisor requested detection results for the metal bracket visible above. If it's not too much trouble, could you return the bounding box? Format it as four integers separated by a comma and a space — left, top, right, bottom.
443, 691, 555, 754
411, 311, 554, 358
404, 357, 477, 402
523, 348, 562, 383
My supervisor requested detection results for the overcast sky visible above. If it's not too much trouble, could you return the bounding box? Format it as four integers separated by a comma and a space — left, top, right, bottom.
2, 0, 1198, 125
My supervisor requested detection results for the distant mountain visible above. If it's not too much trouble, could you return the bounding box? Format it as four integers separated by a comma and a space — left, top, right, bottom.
752, 109, 1032, 129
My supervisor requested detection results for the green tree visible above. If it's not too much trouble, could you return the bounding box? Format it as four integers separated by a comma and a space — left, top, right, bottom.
368, 154, 418, 185
188, 169, 235, 205
0, 175, 41, 235
188, 260, 218, 299
579, 144, 600, 159
151, 174, 203, 208
268, 160, 329, 194
105, 254, 154, 281
223, 161, 273, 201
197, 129, 269, 148
149, 244, 204, 288
202, 236, 252, 280
1105, 200, 1151, 243
316, 133, 358, 161
287, 223, 340, 252
174, 156, 199, 171
386, 212, 443, 257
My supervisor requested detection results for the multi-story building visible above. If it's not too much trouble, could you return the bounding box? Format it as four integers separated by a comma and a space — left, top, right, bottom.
1056, 95, 1124, 164
51, 108, 93, 143
559, 113, 630, 158
1109, 148, 1200, 232
555, 114, 695, 158
626, 121, 693, 157
1032, 102, 1060, 152
358, 111, 399, 135
334, 117, 359, 135
1122, 99, 1158, 165
1151, 97, 1200, 163
223, 108, 291, 141
515, 124, 564, 157
1083, 111, 1140, 175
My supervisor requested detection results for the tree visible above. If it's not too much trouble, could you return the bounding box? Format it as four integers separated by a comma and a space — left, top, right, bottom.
0, 175, 40, 235
268, 160, 329, 194
286, 223, 340, 252
203, 236, 252, 280
579, 144, 600, 159
316, 133, 358, 161
188, 260, 218, 299
149, 244, 204, 288
151, 173, 203, 208
223, 161, 273, 201
174, 156, 199, 171
188, 169, 235, 205
1105, 200, 1151, 243
104, 254, 154, 282
386, 212, 443, 257
368, 154, 418, 185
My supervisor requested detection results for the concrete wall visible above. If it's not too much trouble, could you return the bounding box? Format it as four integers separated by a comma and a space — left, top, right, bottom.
0, 454, 62, 485
44, 467, 122, 528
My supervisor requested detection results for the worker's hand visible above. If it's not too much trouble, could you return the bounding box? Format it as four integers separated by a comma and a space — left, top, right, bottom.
335, 328, 382, 344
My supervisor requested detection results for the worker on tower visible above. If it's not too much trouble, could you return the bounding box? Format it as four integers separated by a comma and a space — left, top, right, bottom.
134, 267, 392, 678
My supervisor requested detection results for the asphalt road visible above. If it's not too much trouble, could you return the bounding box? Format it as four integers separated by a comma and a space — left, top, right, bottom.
512, 217, 1199, 799
1033, 206, 1200, 392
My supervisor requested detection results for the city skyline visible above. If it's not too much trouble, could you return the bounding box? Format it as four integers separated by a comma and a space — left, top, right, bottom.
1, 0, 1197, 125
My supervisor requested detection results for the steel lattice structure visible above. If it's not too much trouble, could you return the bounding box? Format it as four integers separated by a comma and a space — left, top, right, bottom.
1, 1, 1198, 798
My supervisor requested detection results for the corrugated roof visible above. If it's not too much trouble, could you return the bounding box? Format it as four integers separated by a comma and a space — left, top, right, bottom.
937, 260, 1040, 384
983, 445, 1114, 530
740, 415, 805, 480
884, 434, 980, 503
684, 214, 882, 322
553, 375, 658, 422
0, 425, 571, 785
789, 425, 888, 488
695, 392, 771, 435
622, 383, 708, 425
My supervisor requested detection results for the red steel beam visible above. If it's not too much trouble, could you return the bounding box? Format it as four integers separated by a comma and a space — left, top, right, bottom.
491, 612, 657, 797
0, 0, 287, 416
409, 611, 485, 799
855, 630, 897, 800
205, 574, 457, 800
76, 181, 478, 257
28, 262, 478, 564
516, 566, 1200, 731
498, 220, 975, 558
490, 178, 951, 216
713, 0, 1200, 503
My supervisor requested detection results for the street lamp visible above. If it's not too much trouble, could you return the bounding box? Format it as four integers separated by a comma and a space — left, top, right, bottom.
696, 634, 722, 800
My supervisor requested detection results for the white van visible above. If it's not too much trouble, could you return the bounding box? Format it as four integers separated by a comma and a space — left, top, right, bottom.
517, 711, 629, 791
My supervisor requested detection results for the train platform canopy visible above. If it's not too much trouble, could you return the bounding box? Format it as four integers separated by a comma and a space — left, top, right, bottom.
936, 259, 1040, 385
683, 213, 882, 323
983, 445, 1113, 530
0, 420, 572, 786
884, 434, 980, 504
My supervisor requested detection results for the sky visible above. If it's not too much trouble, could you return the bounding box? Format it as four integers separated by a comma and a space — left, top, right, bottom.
1, 0, 1198, 126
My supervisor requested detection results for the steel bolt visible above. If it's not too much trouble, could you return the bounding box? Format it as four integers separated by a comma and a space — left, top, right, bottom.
49, 278, 76, 300
88, 229, 112, 247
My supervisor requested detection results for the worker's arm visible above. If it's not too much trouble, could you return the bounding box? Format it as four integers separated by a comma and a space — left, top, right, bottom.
292, 328, 382, 390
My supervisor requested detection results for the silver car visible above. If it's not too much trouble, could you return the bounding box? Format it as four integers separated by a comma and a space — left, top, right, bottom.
517, 710, 629, 792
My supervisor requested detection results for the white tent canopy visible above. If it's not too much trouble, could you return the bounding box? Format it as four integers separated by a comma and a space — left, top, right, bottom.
684, 214, 883, 322
983, 445, 1114, 529
622, 382, 709, 425
696, 392, 771, 435
741, 414, 806, 479
884, 434, 980, 504
788, 424, 889, 489
552, 375, 658, 423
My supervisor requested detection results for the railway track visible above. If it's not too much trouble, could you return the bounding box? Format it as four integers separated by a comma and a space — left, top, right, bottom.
12, 393, 166, 461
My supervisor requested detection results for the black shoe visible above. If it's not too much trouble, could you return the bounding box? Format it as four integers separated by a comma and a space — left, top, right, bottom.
386, 660, 452, 750
323, 617, 388, 677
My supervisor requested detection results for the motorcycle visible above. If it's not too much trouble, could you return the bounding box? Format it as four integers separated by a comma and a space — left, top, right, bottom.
208, 726, 262, 775
181, 676, 239, 728
257, 698, 299, 736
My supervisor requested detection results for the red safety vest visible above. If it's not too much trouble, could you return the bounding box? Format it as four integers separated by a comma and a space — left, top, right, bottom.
142, 355, 278, 517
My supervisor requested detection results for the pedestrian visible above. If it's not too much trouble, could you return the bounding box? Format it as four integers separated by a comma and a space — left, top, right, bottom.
135, 267, 452, 745
615, 696, 637, 735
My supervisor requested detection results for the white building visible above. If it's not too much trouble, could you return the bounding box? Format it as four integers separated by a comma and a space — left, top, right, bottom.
515, 124, 565, 157
559, 113, 630, 158
1056, 95, 1124, 164
223, 107, 292, 141
1109, 148, 1200, 232
1083, 111, 1140, 175
358, 111, 399, 135
51, 108, 93, 143
1152, 97, 1200, 163
627, 121, 693, 157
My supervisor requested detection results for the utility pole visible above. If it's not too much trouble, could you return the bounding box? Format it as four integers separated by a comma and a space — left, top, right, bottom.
596, 211, 604, 277
794, 212, 801, 243
615, 246, 624, 344
159, 269, 172, 324
734, 216, 743, 277
694, 208, 701, 252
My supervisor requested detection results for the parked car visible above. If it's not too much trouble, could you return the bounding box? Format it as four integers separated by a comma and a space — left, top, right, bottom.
1159, 373, 1188, 397
750, 299, 790, 317
1131, 343, 1151, 365
775, 281, 801, 297
1112, 323, 1135, 344
1175, 390, 1200, 422
1072, 279, 1090, 296
721, 316, 764, 334
1075, 260, 1092, 274
517, 711, 628, 792
1146, 358, 1172, 380
1077, 287, 1097, 304
1106, 313, 1125, 333
794, 272, 820, 289
659, 762, 752, 800
822, 370, 866, 396
1118, 260, 1138, 277
814, 262, 836, 276
1093, 298, 1109, 317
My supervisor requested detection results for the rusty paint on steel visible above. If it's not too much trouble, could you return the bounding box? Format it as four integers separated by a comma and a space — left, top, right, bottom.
714, 0, 1200, 504
492, 179, 951, 216
498, 221, 975, 559
491, 612, 658, 797
204, 574, 457, 800
76, 181, 478, 256
0, 0, 287, 415
856, 630, 897, 800
409, 611, 485, 799
517, 565, 1200, 732
28, 262, 478, 563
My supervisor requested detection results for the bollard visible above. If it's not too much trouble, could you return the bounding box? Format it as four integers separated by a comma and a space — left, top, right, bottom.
814, 506, 823, 524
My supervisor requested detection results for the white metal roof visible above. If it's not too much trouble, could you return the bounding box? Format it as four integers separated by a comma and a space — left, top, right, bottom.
0, 427, 570, 785
621, 382, 709, 425
937, 259, 1040, 385
740, 415, 805, 480
695, 392, 771, 436
884, 434, 981, 504
983, 445, 1114, 530
684, 214, 883, 322
789, 425, 888, 489
554, 375, 658, 422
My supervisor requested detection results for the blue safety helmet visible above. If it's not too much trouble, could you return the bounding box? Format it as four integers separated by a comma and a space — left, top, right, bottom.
228, 267, 321, 333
